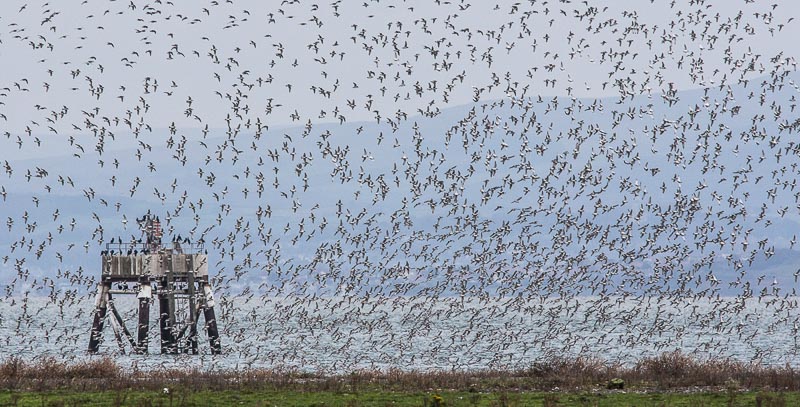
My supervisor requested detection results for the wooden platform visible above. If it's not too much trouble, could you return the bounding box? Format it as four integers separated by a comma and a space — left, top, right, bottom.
89, 248, 220, 355
101, 252, 208, 280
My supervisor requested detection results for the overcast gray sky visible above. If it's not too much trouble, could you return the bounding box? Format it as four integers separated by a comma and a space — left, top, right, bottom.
2, 0, 799, 159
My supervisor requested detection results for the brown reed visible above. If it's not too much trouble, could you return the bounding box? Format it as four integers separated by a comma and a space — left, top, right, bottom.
0, 352, 797, 393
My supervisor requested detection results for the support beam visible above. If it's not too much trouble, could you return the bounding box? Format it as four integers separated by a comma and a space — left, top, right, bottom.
166, 270, 177, 353
158, 289, 175, 354
189, 301, 200, 355
107, 293, 137, 351
202, 283, 222, 355
106, 305, 126, 354
187, 273, 198, 354
136, 281, 151, 354
88, 282, 110, 353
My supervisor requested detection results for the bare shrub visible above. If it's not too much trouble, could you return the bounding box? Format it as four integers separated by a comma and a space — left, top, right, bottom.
0, 352, 797, 393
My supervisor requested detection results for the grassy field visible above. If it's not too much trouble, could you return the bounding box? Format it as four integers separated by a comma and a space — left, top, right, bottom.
0, 388, 798, 406
0, 353, 798, 406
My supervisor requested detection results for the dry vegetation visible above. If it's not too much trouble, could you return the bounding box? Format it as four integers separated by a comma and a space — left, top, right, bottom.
0, 351, 798, 394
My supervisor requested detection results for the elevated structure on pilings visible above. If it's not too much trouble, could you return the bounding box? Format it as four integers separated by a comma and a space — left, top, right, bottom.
88, 214, 221, 355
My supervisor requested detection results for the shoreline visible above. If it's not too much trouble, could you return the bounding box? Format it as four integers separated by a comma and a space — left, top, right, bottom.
2, 351, 798, 393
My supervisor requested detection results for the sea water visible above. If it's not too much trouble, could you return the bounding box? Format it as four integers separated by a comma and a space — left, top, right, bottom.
0, 295, 796, 372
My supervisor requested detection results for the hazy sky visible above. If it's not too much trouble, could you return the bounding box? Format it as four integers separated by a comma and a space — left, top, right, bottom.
2, 0, 798, 161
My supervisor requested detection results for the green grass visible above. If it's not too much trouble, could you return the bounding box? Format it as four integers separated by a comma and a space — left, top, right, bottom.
1, 354, 799, 406
3, 353, 799, 395
0, 389, 797, 407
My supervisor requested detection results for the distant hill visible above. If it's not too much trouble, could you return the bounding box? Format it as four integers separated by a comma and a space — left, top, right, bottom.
3, 71, 800, 297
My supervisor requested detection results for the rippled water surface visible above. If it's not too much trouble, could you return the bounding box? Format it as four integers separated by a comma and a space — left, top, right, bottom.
0, 295, 797, 372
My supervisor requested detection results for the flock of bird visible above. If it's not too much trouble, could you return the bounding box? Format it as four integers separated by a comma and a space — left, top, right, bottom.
1, 0, 800, 370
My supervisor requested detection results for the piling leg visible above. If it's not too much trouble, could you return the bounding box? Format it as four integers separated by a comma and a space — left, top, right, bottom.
106, 301, 126, 354
88, 282, 110, 353
202, 283, 222, 355
189, 304, 200, 355
158, 289, 175, 354
187, 274, 198, 355
108, 293, 137, 352
136, 281, 152, 354
165, 271, 177, 353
